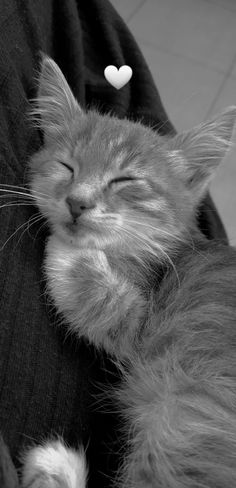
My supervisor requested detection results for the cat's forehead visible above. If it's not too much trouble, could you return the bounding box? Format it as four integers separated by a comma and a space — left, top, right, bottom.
71, 141, 131, 182
75, 114, 142, 151
72, 113, 163, 176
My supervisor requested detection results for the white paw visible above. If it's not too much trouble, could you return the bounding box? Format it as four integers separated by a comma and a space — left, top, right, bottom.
21, 440, 87, 488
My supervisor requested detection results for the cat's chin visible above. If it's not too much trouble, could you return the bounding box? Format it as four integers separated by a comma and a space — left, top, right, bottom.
53, 222, 102, 249
50, 219, 124, 251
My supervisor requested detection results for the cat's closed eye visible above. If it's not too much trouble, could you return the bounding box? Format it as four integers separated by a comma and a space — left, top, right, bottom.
59, 162, 74, 174
109, 176, 136, 185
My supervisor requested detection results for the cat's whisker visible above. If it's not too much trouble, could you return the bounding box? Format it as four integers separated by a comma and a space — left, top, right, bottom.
0, 194, 33, 199
121, 226, 157, 256
155, 247, 181, 288
14, 214, 45, 249
33, 220, 48, 241
0, 183, 32, 190
0, 213, 43, 251
0, 191, 33, 199
120, 226, 165, 271
146, 219, 206, 258
124, 218, 186, 244
0, 183, 49, 197
116, 227, 153, 267
121, 221, 166, 255
0, 197, 47, 209
121, 225, 180, 287
0, 186, 50, 200
124, 217, 199, 256
0, 202, 47, 210
0, 188, 46, 201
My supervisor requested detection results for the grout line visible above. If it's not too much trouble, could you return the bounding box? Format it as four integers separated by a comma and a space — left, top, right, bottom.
204, 50, 236, 120
126, 0, 147, 24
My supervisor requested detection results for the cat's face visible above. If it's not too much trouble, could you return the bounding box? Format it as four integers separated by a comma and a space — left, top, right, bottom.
30, 110, 191, 253
29, 56, 236, 256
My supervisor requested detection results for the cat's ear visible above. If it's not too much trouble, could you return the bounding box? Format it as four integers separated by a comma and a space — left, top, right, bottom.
169, 106, 236, 200
34, 54, 83, 142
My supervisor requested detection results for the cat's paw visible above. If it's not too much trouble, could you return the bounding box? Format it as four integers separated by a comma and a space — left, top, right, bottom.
21, 440, 87, 488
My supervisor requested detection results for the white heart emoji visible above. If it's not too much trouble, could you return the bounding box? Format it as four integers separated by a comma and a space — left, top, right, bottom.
104, 65, 133, 90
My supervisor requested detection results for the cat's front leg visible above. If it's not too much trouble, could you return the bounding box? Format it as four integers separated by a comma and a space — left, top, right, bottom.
21, 440, 87, 488
45, 236, 145, 357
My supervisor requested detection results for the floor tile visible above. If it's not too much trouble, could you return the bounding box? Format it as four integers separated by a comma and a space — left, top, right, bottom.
109, 0, 145, 22
205, 0, 236, 12
129, 0, 236, 73
138, 42, 225, 131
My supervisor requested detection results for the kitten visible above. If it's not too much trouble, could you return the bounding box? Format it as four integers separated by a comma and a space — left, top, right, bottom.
21, 56, 236, 488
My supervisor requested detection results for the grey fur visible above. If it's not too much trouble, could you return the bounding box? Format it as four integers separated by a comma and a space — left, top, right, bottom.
25, 55, 236, 487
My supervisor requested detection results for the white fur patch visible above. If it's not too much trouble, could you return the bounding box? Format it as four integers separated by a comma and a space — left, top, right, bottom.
141, 198, 167, 212
115, 151, 127, 167
115, 135, 125, 146
168, 150, 186, 174
22, 440, 87, 488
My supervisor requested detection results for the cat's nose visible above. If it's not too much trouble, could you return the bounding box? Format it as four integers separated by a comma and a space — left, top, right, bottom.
66, 196, 95, 220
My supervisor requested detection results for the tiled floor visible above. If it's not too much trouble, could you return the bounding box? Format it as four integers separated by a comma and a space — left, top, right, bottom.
110, 0, 236, 244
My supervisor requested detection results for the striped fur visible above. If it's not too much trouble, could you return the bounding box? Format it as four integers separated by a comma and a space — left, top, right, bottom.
22, 55, 236, 487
